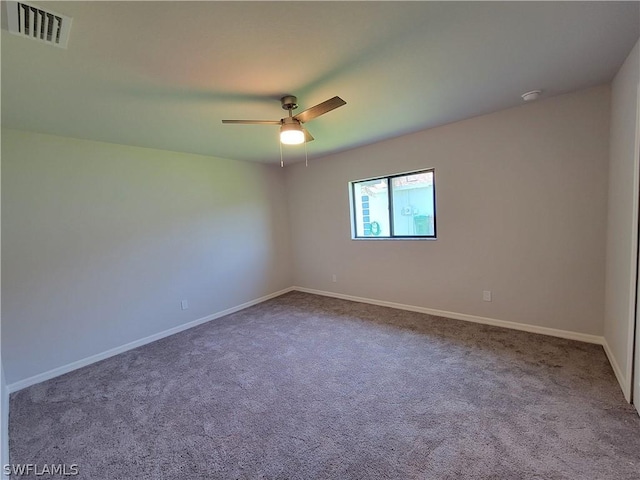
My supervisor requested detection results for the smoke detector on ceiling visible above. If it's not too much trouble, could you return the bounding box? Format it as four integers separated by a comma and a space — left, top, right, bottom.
521, 90, 542, 102
5, 1, 72, 49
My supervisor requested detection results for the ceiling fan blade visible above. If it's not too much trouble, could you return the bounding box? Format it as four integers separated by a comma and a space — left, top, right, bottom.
294, 96, 346, 123
222, 120, 281, 125
302, 127, 314, 143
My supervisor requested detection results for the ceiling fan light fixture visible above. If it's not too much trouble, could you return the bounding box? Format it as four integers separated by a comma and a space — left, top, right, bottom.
280, 121, 305, 145
222, 94, 346, 148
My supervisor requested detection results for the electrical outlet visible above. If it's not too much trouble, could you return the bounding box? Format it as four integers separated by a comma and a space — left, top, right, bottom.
482, 291, 492, 302
181, 300, 189, 310
332, 274, 337, 283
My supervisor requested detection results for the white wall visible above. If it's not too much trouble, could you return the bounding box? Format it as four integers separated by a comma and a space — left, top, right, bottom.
604, 39, 640, 402
1, 130, 292, 385
286, 86, 610, 337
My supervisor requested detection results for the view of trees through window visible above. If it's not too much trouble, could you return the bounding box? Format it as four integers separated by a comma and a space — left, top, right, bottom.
351, 169, 436, 238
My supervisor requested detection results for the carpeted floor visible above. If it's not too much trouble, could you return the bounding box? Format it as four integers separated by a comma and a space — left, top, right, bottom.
9, 291, 640, 479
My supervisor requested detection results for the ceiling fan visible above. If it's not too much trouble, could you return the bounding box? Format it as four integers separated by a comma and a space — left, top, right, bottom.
222, 95, 346, 145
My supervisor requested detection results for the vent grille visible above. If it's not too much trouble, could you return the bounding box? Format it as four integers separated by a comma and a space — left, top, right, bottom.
6, 1, 72, 48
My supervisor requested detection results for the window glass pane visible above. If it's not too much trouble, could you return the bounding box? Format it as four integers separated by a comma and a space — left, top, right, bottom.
390, 172, 435, 236
353, 178, 390, 237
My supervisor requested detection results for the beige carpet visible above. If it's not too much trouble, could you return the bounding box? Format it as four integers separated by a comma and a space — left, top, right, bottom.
9, 291, 640, 479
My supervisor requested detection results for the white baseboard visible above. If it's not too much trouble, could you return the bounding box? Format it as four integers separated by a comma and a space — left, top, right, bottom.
7, 287, 294, 394
602, 339, 631, 402
292, 286, 605, 345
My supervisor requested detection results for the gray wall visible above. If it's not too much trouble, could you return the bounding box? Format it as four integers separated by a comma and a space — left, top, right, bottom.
604, 39, 640, 401
1, 141, 6, 471
286, 86, 610, 336
1, 361, 7, 471
1, 130, 292, 384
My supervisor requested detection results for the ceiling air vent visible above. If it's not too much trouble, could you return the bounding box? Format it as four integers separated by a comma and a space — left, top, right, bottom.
5, 1, 72, 48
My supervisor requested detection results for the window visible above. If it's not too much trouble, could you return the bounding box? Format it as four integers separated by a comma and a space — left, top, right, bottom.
351, 169, 436, 239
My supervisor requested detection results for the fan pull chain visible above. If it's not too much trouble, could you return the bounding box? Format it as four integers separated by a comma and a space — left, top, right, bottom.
279, 140, 284, 168
305, 139, 308, 167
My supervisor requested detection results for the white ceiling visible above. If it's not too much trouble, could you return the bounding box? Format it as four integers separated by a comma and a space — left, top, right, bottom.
2, 1, 639, 164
